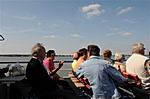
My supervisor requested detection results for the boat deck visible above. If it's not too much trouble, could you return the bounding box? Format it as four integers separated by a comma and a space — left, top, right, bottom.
0, 75, 90, 99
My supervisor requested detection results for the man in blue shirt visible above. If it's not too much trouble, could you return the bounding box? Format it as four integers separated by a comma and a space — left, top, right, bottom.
76, 45, 126, 99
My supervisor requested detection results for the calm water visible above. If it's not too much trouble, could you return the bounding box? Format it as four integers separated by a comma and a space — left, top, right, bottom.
0, 55, 149, 77
0, 56, 73, 77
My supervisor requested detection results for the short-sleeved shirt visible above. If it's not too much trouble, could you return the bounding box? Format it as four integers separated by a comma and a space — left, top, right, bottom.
43, 58, 55, 72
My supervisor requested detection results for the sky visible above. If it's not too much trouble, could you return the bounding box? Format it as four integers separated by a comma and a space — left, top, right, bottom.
0, 0, 150, 55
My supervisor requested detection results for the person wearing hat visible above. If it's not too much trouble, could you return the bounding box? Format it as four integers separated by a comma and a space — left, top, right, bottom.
113, 52, 126, 72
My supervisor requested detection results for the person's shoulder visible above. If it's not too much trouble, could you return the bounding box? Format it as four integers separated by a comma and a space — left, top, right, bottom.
115, 62, 125, 66
145, 59, 150, 66
101, 59, 111, 64
43, 58, 49, 63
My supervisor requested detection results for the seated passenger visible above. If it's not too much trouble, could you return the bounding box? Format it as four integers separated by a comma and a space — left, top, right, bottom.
102, 49, 114, 64
71, 52, 79, 72
72, 48, 87, 73
113, 52, 126, 72
0, 67, 9, 78
126, 43, 150, 92
43, 50, 64, 80
26, 43, 77, 99
76, 45, 126, 99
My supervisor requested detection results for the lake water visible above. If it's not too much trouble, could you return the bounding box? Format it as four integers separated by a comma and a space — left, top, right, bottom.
0, 55, 149, 77
0, 56, 73, 77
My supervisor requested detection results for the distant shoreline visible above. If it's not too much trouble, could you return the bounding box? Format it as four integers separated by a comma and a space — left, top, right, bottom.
0, 54, 149, 57
0, 54, 31, 57
0, 54, 72, 57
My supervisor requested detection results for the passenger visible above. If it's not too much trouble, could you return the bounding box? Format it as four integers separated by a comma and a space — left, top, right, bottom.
71, 52, 79, 72
113, 52, 126, 72
76, 45, 126, 99
72, 48, 87, 73
26, 43, 77, 99
43, 50, 64, 80
0, 67, 9, 78
126, 43, 150, 91
102, 49, 114, 64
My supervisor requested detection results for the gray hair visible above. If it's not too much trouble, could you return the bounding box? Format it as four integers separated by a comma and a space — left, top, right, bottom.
31, 43, 44, 57
132, 43, 144, 54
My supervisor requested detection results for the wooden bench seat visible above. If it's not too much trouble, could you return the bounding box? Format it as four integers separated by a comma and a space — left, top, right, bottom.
68, 72, 85, 88
67, 72, 93, 97
74, 82, 85, 88
68, 72, 75, 78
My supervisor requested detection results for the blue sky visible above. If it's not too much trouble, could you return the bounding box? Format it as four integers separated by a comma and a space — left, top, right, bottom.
0, 0, 149, 55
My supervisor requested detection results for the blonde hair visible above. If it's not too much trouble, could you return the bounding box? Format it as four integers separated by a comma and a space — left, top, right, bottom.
132, 43, 144, 54
31, 43, 44, 57
115, 52, 123, 61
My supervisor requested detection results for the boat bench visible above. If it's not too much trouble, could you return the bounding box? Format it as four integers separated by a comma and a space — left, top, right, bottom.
68, 72, 85, 88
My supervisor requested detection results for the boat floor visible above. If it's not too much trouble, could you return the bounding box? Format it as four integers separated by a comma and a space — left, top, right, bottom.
0, 77, 90, 99
64, 78, 90, 99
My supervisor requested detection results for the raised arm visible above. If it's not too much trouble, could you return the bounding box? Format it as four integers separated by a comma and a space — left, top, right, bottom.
49, 61, 64, 76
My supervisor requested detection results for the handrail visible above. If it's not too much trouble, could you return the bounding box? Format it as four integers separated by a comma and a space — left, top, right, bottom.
0, 61, 29, 64
0, 60, 73, 64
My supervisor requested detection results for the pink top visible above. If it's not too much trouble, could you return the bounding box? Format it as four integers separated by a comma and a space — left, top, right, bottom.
43, 58, 55, 72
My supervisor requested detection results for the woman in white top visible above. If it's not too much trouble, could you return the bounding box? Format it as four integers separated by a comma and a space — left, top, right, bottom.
113, 52, 126, 72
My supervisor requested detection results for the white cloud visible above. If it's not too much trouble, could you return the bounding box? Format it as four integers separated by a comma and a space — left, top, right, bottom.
106, 31, 133, 37
117, 7, 133, 15
71, 34, 80, 38
110, 27, 133, 36
106, 33, 117, 36
6, 28, 38, 34
121, 32, 133, 36
124, 19, 137, 24
18, 28, 37, 33
52, 24, 61, 27
81, 3, 104, 18
111, 27, 120, 31
101, 19, 109, 23
13, 16, 36, 20
37, 22, 41, 26
43, 35, 56, 38
50, 35, 56, 38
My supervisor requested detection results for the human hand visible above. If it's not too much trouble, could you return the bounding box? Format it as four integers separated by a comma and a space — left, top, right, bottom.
58, 61, 64, 68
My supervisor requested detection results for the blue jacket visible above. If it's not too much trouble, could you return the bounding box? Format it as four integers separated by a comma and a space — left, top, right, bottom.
76, 56, 126, 99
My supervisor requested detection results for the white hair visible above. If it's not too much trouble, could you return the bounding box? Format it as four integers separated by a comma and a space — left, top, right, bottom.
132, 43, 144, 54
31, 43, 44, 57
